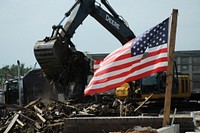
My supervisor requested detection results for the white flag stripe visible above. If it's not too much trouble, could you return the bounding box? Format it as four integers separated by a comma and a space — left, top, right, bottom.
85, 61, 168, 91
148, 43, 168, 52
85, 18, 170, 95
92, 49, 167, 81
94, 64, 101, 69
96, 43, 168, 74
92, 56, 167, 87
102, 41, 133, 62
101, 46, 131, 66
95, 54, 141, 74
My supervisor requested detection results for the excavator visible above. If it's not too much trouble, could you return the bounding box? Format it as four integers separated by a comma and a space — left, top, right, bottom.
34, 0, 135, 101
34, 0, 192, 103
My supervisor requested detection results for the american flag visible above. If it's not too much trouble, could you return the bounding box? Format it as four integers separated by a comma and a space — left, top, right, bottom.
84, 18, 170, 96
93, 59, 103, 73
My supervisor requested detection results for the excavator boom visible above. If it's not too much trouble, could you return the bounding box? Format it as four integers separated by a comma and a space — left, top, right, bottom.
34, 0, 135, 100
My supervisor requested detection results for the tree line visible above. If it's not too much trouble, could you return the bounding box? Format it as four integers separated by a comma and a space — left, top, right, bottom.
0, 64, 32, 84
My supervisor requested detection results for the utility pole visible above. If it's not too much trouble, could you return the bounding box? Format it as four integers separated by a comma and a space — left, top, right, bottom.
163, 9, 178, 126
17, 60, 22, 106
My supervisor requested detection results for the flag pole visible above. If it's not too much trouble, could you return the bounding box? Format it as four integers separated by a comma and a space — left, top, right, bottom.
163, 9, 178, 127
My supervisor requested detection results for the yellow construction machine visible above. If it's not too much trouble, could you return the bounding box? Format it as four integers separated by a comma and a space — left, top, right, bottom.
115, 71, 191, 101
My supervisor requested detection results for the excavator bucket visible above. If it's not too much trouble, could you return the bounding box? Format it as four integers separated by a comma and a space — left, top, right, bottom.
34, 38, 69, 81
34, 37, 91, 100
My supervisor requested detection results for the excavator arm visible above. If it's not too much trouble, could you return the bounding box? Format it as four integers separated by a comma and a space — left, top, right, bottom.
48, 0, 135, 45
91, 0, 135, 44
34, 0, 135, 100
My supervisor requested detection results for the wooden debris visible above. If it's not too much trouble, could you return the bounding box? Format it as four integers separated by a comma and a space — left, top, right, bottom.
35, 122, 42, 129
16, 119, 24, 127
37, 113, 46, 123
0, 95, 141, 132
50, 97, 79, 111
18, 111, 37, 123
3, 113, 19, 133
34, 105, 43, 114
134, 93, 153, 112
47, 122, 64, 127
24, 98, 41, 108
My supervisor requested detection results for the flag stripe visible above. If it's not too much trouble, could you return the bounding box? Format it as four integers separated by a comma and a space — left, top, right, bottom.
86, 44, 168, 94
93, 41, 132, 72
93, 44, 167, 78
86, 49, 168, 95
94, 42, 167, 75
87, 62, 168, 90
100, 43, 132, 66
93, 60, 103, 72
86, 44, 168, 93
85, 18, 170, 96
84, 66, 168, 95
87, 57, 167, 89
103, 39, 134, 62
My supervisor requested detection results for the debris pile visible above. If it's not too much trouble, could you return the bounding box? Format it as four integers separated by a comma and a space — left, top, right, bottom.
0, 98, 65, 133
0, 96, 140, 132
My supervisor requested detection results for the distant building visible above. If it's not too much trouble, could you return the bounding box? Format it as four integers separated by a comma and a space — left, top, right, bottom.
87, 50, 200, 93
175, 50, 200, 93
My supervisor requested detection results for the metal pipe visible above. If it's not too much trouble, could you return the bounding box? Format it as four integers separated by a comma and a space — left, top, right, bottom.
171, 108, 177, 126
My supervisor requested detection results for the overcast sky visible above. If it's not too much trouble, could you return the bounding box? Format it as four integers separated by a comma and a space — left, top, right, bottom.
0, 0, 200, 67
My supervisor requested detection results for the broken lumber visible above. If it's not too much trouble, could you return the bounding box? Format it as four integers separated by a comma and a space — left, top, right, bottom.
34, 105, 43, 114
24, 98, 41, 108
3, 113, 19, 133
134, 93, 153, 112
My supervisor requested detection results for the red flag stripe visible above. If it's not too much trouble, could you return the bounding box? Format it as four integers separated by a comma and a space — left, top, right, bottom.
84, 66, 168, 95
93, 60, 103, 72
104, 39, 134, 62
86, 62, 168, 92
93, 41, 133, 72
87, 57, 168, 88
85, 18, 170, 96
95, 44, 168, 76
93, 47, 167, 78
85, 43, 168, 94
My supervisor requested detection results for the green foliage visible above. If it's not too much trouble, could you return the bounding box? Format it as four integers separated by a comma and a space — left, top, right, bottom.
0, 64, 32, 83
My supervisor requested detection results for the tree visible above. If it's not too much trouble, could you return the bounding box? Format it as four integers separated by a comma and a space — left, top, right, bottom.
0, 64, 32, 83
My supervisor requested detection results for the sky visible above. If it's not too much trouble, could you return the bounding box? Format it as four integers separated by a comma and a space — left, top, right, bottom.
0, 0, 200, 68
